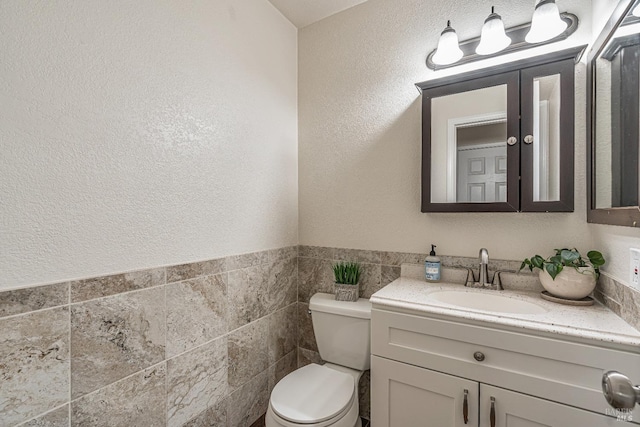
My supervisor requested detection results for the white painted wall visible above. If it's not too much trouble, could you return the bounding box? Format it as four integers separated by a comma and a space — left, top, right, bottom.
0, 0, 298, 288
298, 0, 593, 261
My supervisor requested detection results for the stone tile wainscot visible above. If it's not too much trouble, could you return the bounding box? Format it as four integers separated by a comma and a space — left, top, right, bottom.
0, 246, 298, 427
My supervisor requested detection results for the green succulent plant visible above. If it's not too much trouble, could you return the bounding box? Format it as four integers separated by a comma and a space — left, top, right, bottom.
333, 262, 362, 285
520, 248, 605, 280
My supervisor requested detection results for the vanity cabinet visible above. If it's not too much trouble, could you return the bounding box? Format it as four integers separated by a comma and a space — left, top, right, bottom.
373, 357, 617, 426
372, 356, 478, 426
418, 47, 584, 213
371, 308, 640, 426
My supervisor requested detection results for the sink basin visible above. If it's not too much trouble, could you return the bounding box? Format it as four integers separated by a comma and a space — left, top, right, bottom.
429, 290, 547, 315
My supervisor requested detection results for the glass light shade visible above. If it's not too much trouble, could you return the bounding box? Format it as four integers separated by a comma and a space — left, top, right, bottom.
475, 11, 511, 55
525, 0, 568, 43
432, 22, 463, 65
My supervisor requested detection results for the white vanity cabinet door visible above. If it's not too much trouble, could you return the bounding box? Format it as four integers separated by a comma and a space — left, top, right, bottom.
372, 355, 479, 427
479, 384, 620, 427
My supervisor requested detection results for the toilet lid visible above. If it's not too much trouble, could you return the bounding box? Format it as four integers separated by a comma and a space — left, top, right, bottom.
271, 364, 355, 424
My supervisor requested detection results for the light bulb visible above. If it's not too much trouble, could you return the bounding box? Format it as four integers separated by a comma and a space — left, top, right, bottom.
432, 20, 464, 65
526, 0, 568, 43
476, 7, 512, 55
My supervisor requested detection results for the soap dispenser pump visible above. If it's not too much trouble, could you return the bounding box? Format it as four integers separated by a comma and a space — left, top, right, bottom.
425, 244, 441, 282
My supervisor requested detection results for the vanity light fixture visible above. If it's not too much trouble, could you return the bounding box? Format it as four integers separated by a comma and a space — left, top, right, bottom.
525, 0, 568, 43
476, 7, 511, 55
432, 20, 464, 66
426, 6, 578, 70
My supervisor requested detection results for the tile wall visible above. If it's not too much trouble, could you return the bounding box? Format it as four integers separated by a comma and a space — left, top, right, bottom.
595, 274, 640, 331
3, 244, 638, 426
0, 246, 298, 427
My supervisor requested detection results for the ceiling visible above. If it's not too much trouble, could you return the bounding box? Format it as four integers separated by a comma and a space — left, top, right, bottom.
267, 0, 369, 28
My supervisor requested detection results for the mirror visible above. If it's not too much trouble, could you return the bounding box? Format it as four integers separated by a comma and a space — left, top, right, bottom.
589, 0, 640, 226
532, 74, 562, 202
430, 85, 508, 203
429, 77, 563, 204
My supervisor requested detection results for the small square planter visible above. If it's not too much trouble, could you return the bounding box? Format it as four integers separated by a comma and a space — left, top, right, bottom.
334, 283, 359, 302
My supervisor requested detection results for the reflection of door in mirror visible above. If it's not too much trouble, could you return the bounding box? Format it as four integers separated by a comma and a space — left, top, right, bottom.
532, 74, 561, 202
430, 85, 507, 203
456, 124, 507, 202
595, 14, 640, 209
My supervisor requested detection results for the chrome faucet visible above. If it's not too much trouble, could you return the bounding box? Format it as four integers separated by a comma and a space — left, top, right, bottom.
464, 248, 503, 289
478, 248, 489, 287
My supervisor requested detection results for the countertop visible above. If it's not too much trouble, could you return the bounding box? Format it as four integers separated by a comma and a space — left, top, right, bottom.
370, 277, 640, 349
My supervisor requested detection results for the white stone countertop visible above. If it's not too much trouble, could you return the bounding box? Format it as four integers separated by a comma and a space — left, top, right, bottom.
370, 277, 640, 349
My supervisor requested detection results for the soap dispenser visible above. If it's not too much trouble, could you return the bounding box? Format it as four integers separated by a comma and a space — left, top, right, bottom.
425, 244, 441, 282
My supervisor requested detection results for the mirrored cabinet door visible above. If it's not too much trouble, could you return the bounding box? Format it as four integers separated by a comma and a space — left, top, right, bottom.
521, 59, 575, 211
422, 71, 520, 212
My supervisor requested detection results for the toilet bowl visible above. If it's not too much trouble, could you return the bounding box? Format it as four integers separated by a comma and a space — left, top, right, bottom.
265, 363, 362, 427
265, 293, 371, 427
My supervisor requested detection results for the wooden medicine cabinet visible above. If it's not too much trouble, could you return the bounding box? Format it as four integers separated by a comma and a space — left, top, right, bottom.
418, 47, 585, 213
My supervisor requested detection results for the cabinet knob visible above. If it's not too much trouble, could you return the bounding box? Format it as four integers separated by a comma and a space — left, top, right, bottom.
507, 136, 517, 146
524, 134, 534, 144
473, 351, 485, 362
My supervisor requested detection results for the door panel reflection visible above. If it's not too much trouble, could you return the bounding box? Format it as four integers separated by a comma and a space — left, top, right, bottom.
430, 85, 508, 203
532, 74, 561, 202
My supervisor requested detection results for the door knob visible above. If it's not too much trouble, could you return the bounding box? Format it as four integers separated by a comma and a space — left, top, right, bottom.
602, 371, 640, 409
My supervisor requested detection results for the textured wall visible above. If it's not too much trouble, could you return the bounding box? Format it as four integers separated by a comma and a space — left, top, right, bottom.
0, 0, 298, 288
298, 0, 594, 262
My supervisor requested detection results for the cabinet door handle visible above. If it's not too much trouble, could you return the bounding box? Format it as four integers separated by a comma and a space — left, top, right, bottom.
507, 136, 517, 146
463, 389, 469, 424
490, 396, 496, 427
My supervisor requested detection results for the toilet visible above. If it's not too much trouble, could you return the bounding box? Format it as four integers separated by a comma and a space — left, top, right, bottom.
265, 293, 372, 427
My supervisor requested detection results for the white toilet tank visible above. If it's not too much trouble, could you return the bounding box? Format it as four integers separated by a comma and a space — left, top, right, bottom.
309, 293, 372, 371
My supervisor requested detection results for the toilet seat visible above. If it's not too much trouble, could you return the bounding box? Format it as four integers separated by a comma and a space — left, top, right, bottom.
270, 364, 355, 424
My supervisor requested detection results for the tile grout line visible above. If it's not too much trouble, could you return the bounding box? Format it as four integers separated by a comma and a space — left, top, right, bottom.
67, 360, 167, 405
68, 280, 72, 427
12, 402, 70, 427
0, 303, 70, 322
164, 277, 168, 427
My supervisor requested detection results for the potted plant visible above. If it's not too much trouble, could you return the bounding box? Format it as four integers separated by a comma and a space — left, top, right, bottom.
333, 261, 361, 302
520, 248, 605, 300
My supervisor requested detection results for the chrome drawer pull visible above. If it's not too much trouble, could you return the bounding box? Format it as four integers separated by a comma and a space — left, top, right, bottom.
490, 397, 496, 427
463, 389, 469, 424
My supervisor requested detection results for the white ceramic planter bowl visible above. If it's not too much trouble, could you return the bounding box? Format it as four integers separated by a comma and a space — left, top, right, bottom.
538, 267, 597, 300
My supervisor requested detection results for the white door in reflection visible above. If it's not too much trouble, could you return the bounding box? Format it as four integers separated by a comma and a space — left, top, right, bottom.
457, 143, 507, 202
